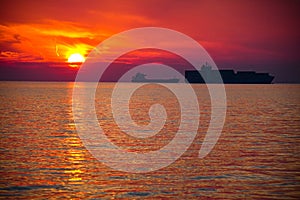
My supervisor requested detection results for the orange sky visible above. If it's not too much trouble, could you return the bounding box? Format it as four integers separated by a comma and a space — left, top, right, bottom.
0, 0, 299, 82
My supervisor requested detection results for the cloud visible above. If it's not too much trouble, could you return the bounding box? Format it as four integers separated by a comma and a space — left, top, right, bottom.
0, 51, 43, 62
0, 20, 103, 63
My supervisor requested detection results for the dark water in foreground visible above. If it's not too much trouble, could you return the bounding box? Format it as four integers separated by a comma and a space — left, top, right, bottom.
0, 82, 299, 199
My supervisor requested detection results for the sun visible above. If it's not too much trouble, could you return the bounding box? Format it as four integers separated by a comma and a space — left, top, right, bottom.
67, 53, 85, 63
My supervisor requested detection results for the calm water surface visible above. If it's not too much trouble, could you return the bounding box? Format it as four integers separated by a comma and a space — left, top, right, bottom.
0, 82, 299, 199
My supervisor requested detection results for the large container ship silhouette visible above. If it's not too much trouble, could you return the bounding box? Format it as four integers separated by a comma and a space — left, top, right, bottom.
185, 64, 274, 84
132, 72, 179, 83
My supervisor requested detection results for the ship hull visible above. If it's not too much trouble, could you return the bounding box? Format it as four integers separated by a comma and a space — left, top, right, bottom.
132, 78, 179, 83
185, 70, 274, 84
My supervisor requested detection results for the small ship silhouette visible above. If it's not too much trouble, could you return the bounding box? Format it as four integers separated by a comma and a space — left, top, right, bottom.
185, 63, 274, 84
132, 73, 179, 83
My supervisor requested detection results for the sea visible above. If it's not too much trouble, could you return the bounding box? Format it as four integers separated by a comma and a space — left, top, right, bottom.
0, 82, 299, 199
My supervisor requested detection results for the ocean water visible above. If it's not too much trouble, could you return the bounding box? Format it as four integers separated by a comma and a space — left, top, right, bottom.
0, 82, 299, 199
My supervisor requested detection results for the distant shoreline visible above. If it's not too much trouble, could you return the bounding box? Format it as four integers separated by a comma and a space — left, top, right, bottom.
0, 80, 299, 84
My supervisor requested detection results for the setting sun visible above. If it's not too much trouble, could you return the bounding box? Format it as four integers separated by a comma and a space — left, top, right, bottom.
67, 53, 85, 63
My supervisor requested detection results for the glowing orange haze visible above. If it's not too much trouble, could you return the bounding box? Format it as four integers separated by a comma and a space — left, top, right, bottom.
0, 0, 299, 82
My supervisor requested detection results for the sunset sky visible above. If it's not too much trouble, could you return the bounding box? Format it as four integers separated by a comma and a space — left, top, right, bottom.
0, 0, 299, 82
